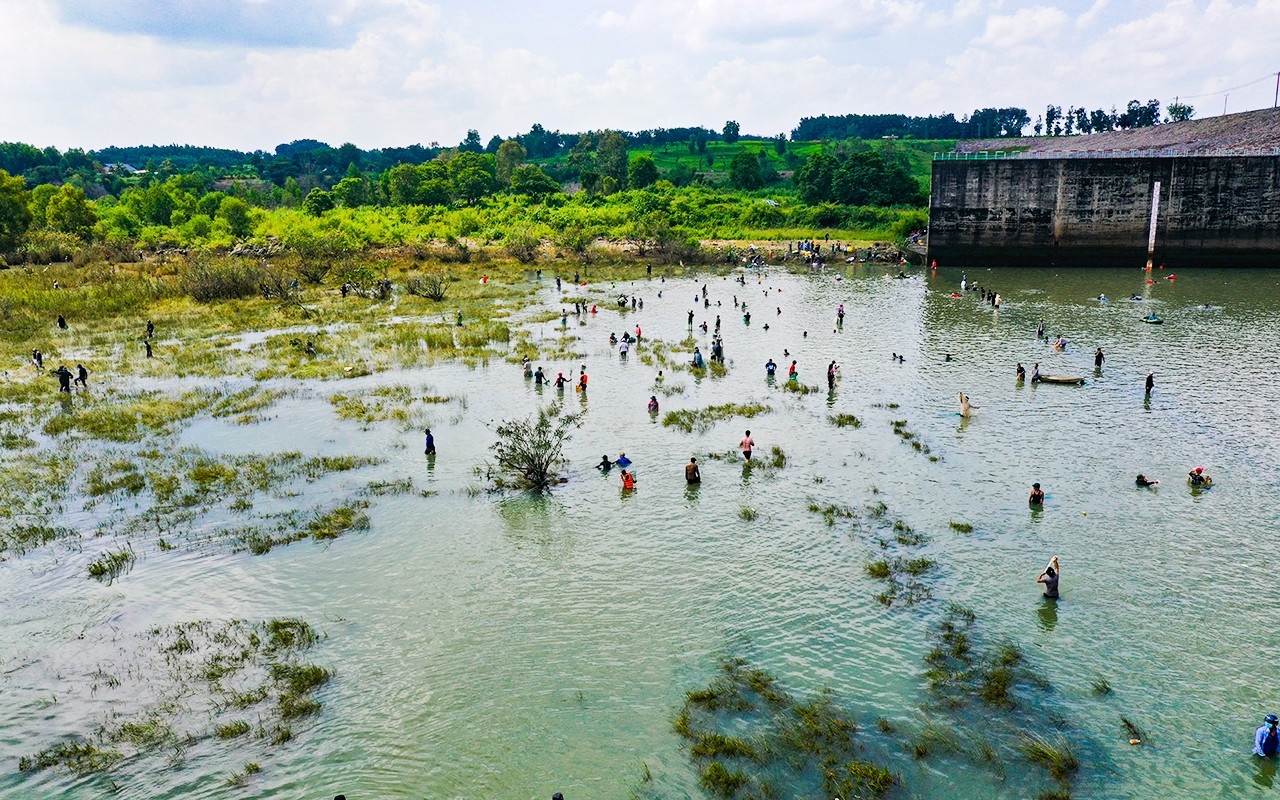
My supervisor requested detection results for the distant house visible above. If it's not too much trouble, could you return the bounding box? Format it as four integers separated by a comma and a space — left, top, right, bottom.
102, 163, 141, 174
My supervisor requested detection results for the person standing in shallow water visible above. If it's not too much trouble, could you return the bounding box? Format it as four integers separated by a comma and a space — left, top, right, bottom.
423, 428, 436, 456
1095, 347, 1105, 368
739, 429, 755, 461
1037, 556, 1060, 598
1145, 372, 1155, 395
685, 457, 701, 484
1029, 483, 1044, 505
1255, 714, 1280, 757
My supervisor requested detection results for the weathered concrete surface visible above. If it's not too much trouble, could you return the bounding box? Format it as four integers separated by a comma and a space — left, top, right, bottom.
927, 156, 1280, 267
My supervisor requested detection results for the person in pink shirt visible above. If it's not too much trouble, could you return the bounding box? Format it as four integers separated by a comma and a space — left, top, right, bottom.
739, 430, 755, 461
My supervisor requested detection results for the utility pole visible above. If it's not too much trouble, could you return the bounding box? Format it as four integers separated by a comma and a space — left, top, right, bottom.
1224, 94, 1229, 116
1275, 71, 1279, 107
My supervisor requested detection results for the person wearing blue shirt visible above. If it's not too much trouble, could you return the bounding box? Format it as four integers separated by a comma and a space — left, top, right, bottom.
615, 453, 632, 468
1255, 714, 1279, 757
765, 359, 776, 376
423, 428, 436, 456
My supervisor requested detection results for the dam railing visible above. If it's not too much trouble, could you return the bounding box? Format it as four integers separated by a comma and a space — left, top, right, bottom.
935, 148, 1280, 161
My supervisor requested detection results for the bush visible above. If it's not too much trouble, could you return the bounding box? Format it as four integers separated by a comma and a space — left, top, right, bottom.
178, 256, 265, 302
503, 226, 542, 263
405, 269, 449, 301
488, 406, 581, 493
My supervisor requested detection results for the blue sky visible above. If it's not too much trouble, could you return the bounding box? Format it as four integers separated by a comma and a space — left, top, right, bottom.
2, 0, 1277, 150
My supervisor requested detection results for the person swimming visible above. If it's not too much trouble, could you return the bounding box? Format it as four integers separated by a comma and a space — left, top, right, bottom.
1135, 474, 1159, 487
597, 455, 612, 471
615, 453, 632, 467
1188, 467, 1211, 486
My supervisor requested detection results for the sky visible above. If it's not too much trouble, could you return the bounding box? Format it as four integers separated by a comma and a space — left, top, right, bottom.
2, 0, 1278, 152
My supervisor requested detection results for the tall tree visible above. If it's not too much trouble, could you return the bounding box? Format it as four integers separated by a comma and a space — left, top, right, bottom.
628, 154, 659, 189
795, 151, 838, 205
495, 139, 527, 186
510, 165, 561, 197
567, 133, 596, 176
595, 130, 629, 192
1165, 101, 1195, 123
45, 184, 97, 239
722, 120, 741, 144
460, 129, 484, 153
728, 150, 763, 190
0, 169, 32, 251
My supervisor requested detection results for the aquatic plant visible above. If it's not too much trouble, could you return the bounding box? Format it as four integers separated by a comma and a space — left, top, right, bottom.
87, 546, 135, 581
1090, 677, 1112, 696
738, 505, 758, 521
823, 760, 895, 798
19, 617, 332, 779
1018, 733, 1079, 781
829, 413, 862, 428
216, 720, 252, 739
691, 733, 758, 760
679, 658, 895, 800
699, 761, 748, 797
1121, 717, 1146, 743
662, 403, 771, 434
949, 521, 974, 533
865, 560, 892, 579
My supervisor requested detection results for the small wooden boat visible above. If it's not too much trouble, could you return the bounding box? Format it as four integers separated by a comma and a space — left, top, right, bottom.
1035, 375, 1085, 385
1143, 315, 1164, 324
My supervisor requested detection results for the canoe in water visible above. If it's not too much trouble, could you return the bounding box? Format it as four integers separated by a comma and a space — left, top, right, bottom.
1035, 375, 1085, 385
1143, 316, 1164, 324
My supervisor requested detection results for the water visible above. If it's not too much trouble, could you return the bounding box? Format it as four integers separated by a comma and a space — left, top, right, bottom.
4, 265, 1280, 799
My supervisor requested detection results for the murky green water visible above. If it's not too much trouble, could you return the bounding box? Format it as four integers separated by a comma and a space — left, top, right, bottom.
4, 265, 1280, 799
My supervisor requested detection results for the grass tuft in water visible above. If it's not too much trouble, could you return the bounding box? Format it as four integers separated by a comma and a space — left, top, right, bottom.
1121, 716, 1146, 743
699, 761, 747, 797
662, 403, 771, 434
86, 546, 135, 581
737, 505, 758, 521
1091, 677, 1113, 696
829, 413, 862, 428
216, 720, 251, 739
949, 521, 974, 533
1019, 732, 1079, 781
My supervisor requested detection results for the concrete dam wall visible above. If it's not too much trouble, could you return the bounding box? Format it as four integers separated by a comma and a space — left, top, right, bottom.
927, 155, 1280, 268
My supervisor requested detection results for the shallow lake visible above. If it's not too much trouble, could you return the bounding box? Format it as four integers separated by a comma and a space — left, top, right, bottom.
4, 264, 1280, 799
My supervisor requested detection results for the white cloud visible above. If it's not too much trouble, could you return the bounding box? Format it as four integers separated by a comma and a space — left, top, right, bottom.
0, 0, 1277, 150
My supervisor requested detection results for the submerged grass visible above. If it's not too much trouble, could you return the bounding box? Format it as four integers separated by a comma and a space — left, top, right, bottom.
663, 403, 771, 434
86, 546, 135, 582
20, 617, 331, 779
1019, 732, 1079, 781
678, 658, 891, 800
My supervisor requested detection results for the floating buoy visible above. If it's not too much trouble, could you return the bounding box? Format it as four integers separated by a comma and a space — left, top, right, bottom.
1146, 279, 1155, 284
1129, 738, 1142, 745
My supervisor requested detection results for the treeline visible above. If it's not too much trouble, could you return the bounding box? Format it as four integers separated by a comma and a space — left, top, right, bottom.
1033, 99, 1193, 136
793, 110, 1030, 141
